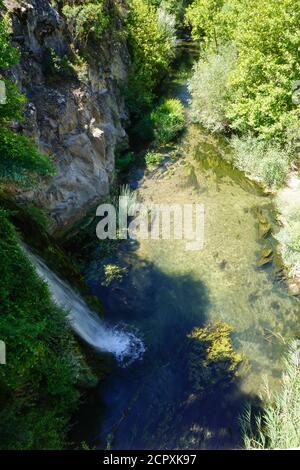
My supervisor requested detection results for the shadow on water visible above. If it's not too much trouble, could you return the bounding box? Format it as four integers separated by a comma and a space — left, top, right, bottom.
71, 243, 262, 450
69, 40, 299, 450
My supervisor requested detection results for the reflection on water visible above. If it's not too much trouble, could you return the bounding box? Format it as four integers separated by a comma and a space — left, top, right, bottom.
74, 42, 299, 450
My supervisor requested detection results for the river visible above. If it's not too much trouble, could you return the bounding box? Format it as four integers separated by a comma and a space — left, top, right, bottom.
73, 41, 300, 450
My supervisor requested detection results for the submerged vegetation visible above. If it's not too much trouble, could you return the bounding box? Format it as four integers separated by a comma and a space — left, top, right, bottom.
188, 322, 242, 394
101, 264, 128, 287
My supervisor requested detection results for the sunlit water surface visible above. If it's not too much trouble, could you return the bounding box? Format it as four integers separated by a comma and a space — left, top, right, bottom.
74, 43, 299, 450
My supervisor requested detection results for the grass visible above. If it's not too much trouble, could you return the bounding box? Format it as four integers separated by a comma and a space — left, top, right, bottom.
231, 134, 292, 188
241, 342, 300, 449
145, 151, 164, 169
276, 190, 300, 278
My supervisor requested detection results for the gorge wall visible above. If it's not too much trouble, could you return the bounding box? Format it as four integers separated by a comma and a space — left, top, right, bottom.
5, 0, 129, 231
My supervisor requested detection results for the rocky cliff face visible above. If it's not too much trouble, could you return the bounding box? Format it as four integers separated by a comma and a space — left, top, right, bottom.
5, 0, 129, 231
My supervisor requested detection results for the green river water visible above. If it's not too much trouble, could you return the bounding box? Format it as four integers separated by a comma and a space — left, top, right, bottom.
75, 42, 300, 450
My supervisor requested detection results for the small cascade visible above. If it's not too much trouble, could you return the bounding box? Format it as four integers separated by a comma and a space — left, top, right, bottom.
23, 245, 145, 367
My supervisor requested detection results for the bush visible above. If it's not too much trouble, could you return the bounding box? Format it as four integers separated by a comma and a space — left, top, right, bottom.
0, 127, 55, 186
188, 44, 237, 132
0, 10, 19, 68
231, 135, 291, 188
157, 3, 176, 50
145, 151, 164, 168
276, 194, 300, 278
150, 98, 185, 144
241, 342, 300, 449
63, 0, 110, 43
43, 48, 75, 82
116, 152, 135, 173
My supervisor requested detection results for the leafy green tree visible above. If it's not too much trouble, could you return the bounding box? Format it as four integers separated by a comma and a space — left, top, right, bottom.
126, 0, 176, 116
185, 0, 225, 47
188, 0, 300, 145
225, 0, 300, 142
62, 0, 110, 44
0, 11, 19, 68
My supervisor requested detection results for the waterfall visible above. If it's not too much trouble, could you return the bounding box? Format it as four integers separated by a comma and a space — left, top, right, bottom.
22, 245, 145, 367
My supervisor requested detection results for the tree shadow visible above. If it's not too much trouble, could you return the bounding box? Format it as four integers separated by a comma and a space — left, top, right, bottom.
71, 242, 263, 450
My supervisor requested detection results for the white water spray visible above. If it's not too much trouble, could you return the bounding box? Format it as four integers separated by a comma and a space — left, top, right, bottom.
23, 246, 145, 367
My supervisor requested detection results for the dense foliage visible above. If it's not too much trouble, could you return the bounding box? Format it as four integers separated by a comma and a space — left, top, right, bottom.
187, 0, 300, 188
62, 0, 110, 43
0, 212, 85, 449
125, 0, 176, 116
150, 98, 185, 144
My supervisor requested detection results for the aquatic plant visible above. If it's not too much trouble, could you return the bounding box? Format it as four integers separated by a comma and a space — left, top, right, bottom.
187, 321, 242, 394
102, 263, 128, 287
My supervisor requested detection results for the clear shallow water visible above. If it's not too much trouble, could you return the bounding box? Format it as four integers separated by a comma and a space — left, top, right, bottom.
74, 44, 300, 450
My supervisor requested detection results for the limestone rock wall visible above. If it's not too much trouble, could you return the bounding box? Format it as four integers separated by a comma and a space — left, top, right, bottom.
5, 0, 129, 231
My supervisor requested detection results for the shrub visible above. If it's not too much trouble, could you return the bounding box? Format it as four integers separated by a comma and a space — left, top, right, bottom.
150, 98, 185, 144
63, 0, 110, 43
160, 0, 188, 28
275, 195, 300, 278
0, 127, 55, 186
231, 134, 291, 188
116, 152, 135, 173
0, 10, 19, 68
187, 321, 242, 394
188, 44, 237, 132
145, 151, 164, 168
43, 48, 75, 82
157, 3, 176, 50
241, 342, 300, 449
